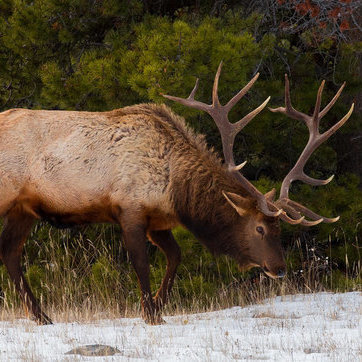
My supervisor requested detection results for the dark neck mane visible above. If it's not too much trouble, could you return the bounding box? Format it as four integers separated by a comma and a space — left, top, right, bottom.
170, 150, 251, 255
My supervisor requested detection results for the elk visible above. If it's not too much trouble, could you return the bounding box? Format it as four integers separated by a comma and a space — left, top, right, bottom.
0, 62, 353, 325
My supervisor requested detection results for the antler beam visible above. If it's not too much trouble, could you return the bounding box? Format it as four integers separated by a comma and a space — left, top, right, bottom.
164, 64, 353, 226
163, 62, 281, 217
270, 75, 354, 224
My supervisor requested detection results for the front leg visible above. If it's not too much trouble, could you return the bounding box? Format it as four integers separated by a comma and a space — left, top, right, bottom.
119, 217, 164, 325
148, 230, 181, 310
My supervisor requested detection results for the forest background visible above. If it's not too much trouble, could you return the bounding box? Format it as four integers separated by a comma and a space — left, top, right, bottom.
0, 0, 360, 316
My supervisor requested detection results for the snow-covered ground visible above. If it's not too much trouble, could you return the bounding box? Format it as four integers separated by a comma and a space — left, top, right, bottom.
0, 292, 360, 361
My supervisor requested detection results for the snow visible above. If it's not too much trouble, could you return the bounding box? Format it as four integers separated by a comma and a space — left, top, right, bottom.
0, 292, 360, 361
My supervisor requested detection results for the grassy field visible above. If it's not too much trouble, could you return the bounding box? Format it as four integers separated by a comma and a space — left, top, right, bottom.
0, 224, 360, 323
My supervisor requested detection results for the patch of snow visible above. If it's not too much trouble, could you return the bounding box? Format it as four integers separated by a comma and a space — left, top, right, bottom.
0, 292, 360, 361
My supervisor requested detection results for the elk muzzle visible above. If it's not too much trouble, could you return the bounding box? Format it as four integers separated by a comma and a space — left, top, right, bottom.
263, 263, 286, 279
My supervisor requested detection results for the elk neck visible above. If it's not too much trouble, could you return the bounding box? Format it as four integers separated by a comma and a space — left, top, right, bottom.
170, 148, 252, 255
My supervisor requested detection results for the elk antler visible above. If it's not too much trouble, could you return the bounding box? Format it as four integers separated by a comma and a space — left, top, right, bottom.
163, 62, 281, 217
269, 75, 354, 226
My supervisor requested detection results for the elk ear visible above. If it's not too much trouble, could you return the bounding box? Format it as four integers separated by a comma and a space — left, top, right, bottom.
222, 191, 251, 216
265, 188, 276, 202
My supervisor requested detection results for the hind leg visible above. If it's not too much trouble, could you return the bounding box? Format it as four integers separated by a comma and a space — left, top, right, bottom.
0, 207, 52, 324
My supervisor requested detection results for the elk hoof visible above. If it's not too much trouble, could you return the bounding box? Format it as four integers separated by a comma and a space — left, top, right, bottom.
32, 314, 53, 325
144, 314, 166, 325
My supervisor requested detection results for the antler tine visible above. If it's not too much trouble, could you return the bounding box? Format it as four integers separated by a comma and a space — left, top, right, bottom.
234, 96, 271, 134
271, 76, 353, 226
280, 169, 335, 200
296, 173, 335, 188
284, 199, 340, 223
188, 78, 200, 100
319, 103, 354, 144
269, 74, 310, 123
312, 80, 325, 130
319, 82, 345, 119
212, 61, 222, 107
279, 212, 305, 225
163, 77, 210, 113
268, 199, 323, 226
280, 205, 323, 225
230, 160, 247, 171
162, 96, 210, 113
225, 72, 260, 112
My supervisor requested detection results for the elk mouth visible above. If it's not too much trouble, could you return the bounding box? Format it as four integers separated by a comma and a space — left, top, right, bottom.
262, 265, 286, 279
237, 262, 286, 279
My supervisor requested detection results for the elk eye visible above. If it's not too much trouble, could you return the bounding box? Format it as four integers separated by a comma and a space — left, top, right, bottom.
256, 226, 265, 235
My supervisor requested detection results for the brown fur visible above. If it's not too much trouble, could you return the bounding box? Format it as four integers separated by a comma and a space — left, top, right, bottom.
0, 103, 285, 325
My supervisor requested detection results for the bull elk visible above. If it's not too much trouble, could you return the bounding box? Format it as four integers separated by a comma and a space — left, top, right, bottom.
0, 62, 353, 324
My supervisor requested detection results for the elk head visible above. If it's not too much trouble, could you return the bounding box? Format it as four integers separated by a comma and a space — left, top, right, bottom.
164, 62, 353, 278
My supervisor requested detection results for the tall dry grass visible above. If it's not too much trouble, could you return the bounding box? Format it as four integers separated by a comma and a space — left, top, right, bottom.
0, 224, 360, 322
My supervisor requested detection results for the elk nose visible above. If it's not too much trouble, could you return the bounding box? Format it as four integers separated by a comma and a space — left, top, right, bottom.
277, 269, 286, 278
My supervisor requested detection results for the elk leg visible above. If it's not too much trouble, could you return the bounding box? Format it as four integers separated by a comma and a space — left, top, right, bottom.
0, 209, 52, 325
148, 230, 181, 309
120, 221, 164, 325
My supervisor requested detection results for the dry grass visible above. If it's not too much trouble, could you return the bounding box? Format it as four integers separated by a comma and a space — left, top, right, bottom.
0, 224, 360, 323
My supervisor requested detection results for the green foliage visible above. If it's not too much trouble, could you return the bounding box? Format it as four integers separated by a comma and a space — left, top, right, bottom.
1, 1, 360, 175
25, 264, 46, 299
0, 264, 20, 307
327, 270, 361, 291
35, 14, 276, 113
90, 256, 123, 303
